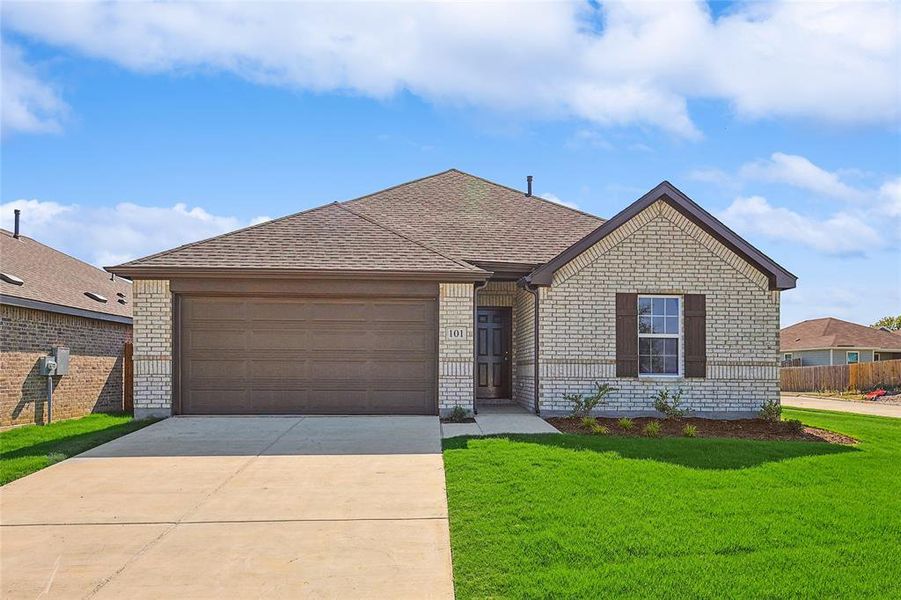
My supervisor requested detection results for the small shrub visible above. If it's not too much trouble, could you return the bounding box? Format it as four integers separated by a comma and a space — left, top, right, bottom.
643, 420, 662, 438
590, 423, 609, 435
653, 388, 691, 420
785, 418, 804, 433
581, 416, 596, 429
447, 406, 469, 423
758, 399, 782, 422
565, 382, 616, 418
46, 452, 67, 465
682, 424, 697, 438
617, 417, 634, 431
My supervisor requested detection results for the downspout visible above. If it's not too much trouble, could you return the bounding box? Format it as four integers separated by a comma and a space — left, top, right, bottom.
523, 283, 540, 415
472, 280, 488, 415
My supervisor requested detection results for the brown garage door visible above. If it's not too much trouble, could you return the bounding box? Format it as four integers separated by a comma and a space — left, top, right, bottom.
178, 296, 437, 415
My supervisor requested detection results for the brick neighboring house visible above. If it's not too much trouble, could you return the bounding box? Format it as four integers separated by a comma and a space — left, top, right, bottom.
780, 317, 901, 366
1, 224, 132, 427
109, 170, 796, 419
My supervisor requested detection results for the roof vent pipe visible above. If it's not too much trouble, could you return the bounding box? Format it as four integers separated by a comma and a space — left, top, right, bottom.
13, 209, 21, 238
526, 175, 533, 197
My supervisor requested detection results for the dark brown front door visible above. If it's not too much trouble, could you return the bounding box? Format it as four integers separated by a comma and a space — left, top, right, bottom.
476, 307, 511, 399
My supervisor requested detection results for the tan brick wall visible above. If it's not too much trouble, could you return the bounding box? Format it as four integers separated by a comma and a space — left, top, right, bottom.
1, 304, 131, 427
438, 282, 474, 414
513, 287, 536, 411
132, 280, 172, 418
476, 281, 517, 405
539, 200, 780, 417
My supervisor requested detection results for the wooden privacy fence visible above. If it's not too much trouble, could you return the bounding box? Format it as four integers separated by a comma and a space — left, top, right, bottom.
123, 342, 134, 413
780, 359, 901, 393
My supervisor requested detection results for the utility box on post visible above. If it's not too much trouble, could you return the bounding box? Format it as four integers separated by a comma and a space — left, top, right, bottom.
51, 347, 70, 376
38, 356, 58, 376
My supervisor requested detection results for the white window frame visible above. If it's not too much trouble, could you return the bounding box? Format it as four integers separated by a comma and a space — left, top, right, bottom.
874, 352, 882, 362
637, 294, 682, 378
783, 353, 793, 362
846, 351, 860, 364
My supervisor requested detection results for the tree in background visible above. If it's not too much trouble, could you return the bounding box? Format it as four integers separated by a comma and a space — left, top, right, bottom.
871, 315, 901, 331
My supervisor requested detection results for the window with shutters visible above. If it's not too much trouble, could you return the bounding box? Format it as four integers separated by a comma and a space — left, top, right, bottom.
638, 295, 681, 376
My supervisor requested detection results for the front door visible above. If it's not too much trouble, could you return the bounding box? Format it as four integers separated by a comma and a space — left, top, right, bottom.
476, 307, 511, 399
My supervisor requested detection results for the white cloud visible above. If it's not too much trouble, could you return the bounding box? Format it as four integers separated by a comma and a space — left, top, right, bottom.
739, 153, 866, 202
1, 41, 68, 135
719, 195, 883, 256
540, 193, 579, 210
877, 178, 901, 217
0, 198, 269, 266
2, 1, 898, 138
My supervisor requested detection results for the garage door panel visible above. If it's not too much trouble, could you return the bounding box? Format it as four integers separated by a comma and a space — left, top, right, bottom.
179, 295, 436, 415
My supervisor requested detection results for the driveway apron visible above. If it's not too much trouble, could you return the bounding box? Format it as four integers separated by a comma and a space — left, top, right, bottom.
0, 416, 453, 599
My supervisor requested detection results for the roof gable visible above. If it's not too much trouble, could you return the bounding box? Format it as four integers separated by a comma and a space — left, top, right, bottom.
526, 181, 797, 290
781, 317, 901, 351
1, 229, 132, 320
110, 202, 486, 279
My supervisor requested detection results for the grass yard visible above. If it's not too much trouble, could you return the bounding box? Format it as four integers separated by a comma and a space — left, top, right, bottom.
0, 413, 156, 485
443, 409, 901, 599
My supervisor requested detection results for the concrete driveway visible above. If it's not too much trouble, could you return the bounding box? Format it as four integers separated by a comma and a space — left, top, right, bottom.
1, 416, 454, 599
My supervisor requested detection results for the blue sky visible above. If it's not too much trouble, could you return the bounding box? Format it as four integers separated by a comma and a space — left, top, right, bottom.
1, 1, 899, 327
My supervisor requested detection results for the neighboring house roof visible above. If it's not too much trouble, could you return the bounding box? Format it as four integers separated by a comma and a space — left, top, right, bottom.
110, 201, 487, 280
110, 169, 601, 279
1, 228, 132, 323
526, 181, 797, 290
780, 317, 901, 352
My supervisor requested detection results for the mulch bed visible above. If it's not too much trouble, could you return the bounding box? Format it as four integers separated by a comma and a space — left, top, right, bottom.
440, 417, 477, 424
546, 416, 857, 445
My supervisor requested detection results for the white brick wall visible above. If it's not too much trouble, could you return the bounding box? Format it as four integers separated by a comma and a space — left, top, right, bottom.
538, 200, 780, 417
132, 279, 172, 418
513, 287, 536, 411
438, 282, 474, 414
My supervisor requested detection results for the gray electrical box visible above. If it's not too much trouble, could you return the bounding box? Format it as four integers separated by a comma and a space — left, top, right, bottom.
39, 356, 58, 376
52, 347, 70, 376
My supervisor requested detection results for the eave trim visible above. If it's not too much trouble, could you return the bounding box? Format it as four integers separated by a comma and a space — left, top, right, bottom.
1, 295, 133, 325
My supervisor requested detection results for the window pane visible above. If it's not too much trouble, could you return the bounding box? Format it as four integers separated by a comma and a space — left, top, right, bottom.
639, 316, 652, 333
847, 352, 859, 364
665, 298, 679, 316
638, 297, 652, 315
650, 355, 664, 373
652, 316, 666, 333
665, 316, 679, 334
664, 355, 678, 374
639, 338, 651, 354
663, 338, 678, 355
639, 356, 650, 374
652, 297, 665, 315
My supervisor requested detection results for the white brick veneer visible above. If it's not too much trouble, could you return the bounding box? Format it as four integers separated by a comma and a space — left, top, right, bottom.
132, 279, 173, 418
513, 287, 536, 411
438, 282, 475, 415
538, 200, 780, 417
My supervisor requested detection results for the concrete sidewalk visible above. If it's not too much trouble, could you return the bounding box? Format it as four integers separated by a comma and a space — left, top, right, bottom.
781, 395, 901, 418
441, 404, 560, 438
1, 416, 454, 600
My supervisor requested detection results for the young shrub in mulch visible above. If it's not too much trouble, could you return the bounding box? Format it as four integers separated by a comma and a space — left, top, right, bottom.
564, 383, 616, 419
618, 417, 634, 431
643, 421, 662, 438
682, 424, 698, 438
653, 388, 691, 420
785, 418, 805, 433
590, 423, 609, 436
442, 406, 474, 424
758, 399, 782, 422
581, 416, 597, 429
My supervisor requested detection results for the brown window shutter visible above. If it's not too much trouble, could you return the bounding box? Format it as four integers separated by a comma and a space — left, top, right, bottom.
684, 294, 707, 378
615, 293, 638, 377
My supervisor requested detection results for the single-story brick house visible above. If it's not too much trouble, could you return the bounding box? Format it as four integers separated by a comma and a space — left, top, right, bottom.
1, 220, 133, 427
780, 317, 901, 366
109, 170, 796, 419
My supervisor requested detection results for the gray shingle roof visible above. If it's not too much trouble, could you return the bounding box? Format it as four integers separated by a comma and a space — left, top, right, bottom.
110, 169, 604, 276
781, 317, 901, 351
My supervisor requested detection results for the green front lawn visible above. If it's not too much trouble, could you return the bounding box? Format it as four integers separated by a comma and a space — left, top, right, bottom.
443, 409, 901, 599
0, 413, 156, 485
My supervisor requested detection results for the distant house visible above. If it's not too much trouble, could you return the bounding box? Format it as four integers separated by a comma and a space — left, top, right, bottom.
780, 317, 901, 366
1, 219, 132, 427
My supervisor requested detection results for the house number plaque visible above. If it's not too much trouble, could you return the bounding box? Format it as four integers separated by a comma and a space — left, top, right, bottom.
445, 327, 467, 340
